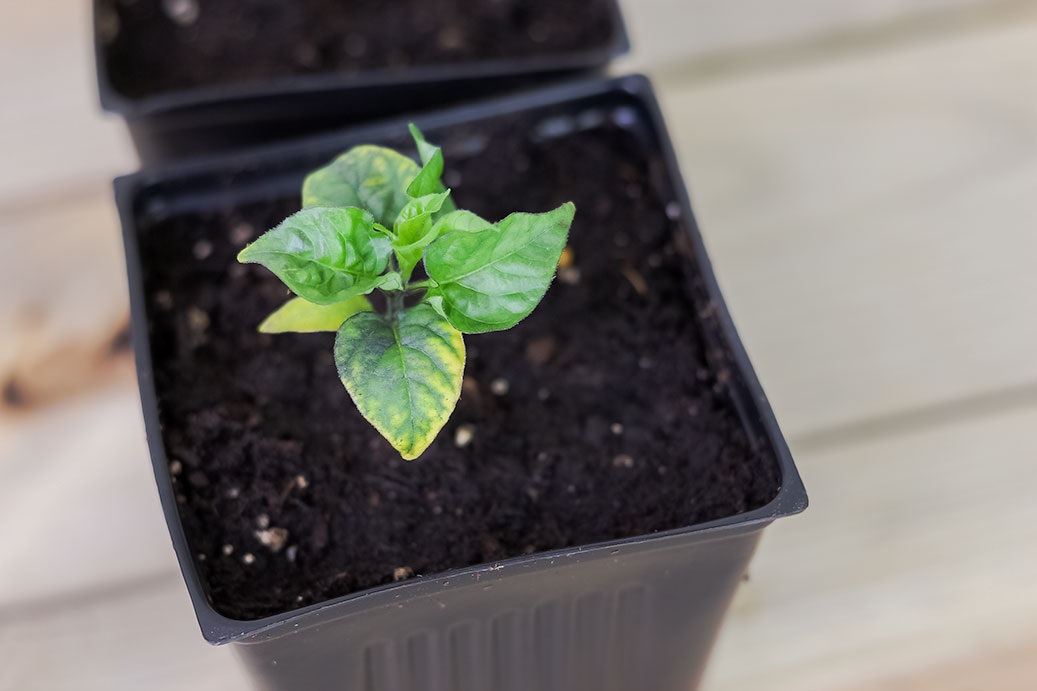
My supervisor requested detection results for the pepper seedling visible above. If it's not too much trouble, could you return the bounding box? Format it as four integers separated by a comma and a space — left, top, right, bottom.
238, 125, 575, 460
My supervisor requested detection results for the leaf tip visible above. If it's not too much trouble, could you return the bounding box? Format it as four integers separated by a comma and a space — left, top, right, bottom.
399, 447, 426, 462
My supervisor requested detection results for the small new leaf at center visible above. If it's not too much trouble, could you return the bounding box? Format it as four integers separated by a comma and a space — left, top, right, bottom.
392, 191, 452, 281
334, 303, 465, 460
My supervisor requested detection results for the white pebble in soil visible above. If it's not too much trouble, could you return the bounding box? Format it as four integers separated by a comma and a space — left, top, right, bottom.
437, 26, 464, 51
393, 566, 414, 582
490, 378, 509, 396
162, 0, 199, 26
558, 266, 581, 285
613, 454, 635, 468
256, 513, 270, 529
186, 306, 210, 333
454, 425, 475, 448
222, 544, 234, 556
255, 527, 289, 553
242, 553, 256, 565
610, 423, 624, 435
192, 239, 213, 260
230, 222, 254, 245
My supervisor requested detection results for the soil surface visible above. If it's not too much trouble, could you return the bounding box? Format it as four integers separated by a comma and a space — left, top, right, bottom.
100, 0, 616, 99
138, 107, 782, 620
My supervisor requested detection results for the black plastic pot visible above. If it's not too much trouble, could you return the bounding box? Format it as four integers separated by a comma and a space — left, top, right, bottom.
93, 0, 628, 165
117, 75, 806, 691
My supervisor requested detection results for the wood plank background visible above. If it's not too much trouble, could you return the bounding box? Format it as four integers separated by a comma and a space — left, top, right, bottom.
1, 0, 1035, 688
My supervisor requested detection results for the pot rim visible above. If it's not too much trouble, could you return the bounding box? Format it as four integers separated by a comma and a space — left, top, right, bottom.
92, 0, 630, 118
115, 74, 807, 645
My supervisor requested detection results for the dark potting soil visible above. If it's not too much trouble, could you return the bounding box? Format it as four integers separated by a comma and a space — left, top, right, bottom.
99, 0, 616, 99
138, 111, 782, 620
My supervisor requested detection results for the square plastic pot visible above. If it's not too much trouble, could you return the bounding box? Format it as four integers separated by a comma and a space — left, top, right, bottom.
92, 0, 628, 165
116, 74, 807, 691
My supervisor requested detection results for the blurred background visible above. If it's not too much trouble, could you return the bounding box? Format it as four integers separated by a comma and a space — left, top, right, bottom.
2, 0, 1036, 688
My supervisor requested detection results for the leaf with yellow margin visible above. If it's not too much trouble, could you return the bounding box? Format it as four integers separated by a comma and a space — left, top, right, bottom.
334, 304, 465, 460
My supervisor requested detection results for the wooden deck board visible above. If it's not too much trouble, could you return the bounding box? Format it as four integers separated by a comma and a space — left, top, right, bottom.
3, 394, 1033, 689
0, 3, 135, 206
1, 0, 1036, 688
0, 383, 167, 609
616, 0, 1018, 74
704, 402, 1037, 690
0, 573, 250, 691
656, 17, 1037, 438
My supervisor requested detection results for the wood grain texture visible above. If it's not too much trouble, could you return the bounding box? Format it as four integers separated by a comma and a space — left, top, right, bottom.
2, 0, 1036, 688
657, 18, 1037, 438
0, 188, 132, 411
0, 383, 166, 610
0, 2, 135, 206
4, 390, 1032, 690
704, 403, 1037, 690
0, 573, 250, 691
841, 633, 1037, 690
614, 0, 1018, 73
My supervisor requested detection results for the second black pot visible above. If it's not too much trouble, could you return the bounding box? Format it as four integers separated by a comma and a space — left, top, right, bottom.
94, 0, 628, 164
116, 75, 806, 691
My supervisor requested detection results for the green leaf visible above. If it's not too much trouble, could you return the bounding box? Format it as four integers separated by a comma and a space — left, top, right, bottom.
237, 206, 391, 305
409, 124, 439, 168
427, 209, 496, 235
259, 296, 373, 334
393, 210, 495, 286
376, 271, 404, 292
424, 202, 575, 333
302, 145, 421, 227
391, 191, 452, 281
335, 304, 465, 460
394, 192, 452, 244
406, 124, 456, 216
